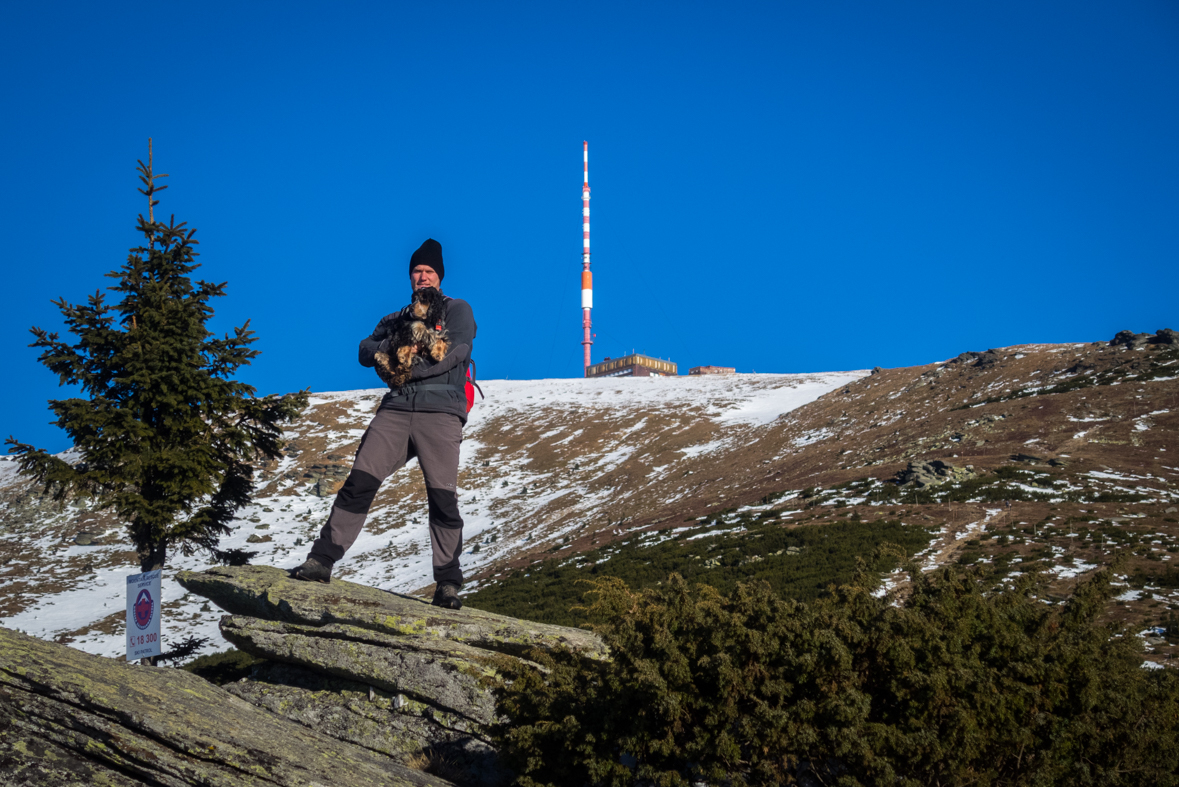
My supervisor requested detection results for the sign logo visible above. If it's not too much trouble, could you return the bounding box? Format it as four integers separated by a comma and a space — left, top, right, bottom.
133, 588, 155, 630
126, 570, 162, 660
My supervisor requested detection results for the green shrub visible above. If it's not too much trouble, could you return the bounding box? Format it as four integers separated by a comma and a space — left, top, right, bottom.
1130, 565, 1179, 589
493, 560, 1179, 786
1090, 492, 1149, 504
467, 519, 933, 627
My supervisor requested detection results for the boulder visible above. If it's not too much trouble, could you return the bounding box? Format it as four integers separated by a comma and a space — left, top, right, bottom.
225, 661, 506, 786
173, 565, 606, 783
973, 350, 1002, 369
0, 626, 450, 787
219, 616, 501, 725
304, 463, 350, 497
894, 460, 974, 488
1151, 328, 1178, 346
1110, 330, 1151, 348
950, 351, 981, 365
314, 477, 345, 497
175, 565, 607, 661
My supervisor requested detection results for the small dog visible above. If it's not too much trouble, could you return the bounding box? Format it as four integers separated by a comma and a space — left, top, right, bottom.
373, 287, 449, 388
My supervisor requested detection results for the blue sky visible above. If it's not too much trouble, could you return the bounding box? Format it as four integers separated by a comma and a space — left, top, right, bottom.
2, 1, 1176, 452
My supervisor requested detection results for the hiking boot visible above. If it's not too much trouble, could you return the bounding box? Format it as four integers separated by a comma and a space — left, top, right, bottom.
431, 582, 462, 610
290, 555, 332, 584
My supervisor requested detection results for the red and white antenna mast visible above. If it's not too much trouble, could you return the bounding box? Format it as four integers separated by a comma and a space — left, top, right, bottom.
581, 141, 593, 374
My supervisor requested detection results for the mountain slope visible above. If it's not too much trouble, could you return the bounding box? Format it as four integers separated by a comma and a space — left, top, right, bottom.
0, 371, 859, 657
2, 330, 1177, 663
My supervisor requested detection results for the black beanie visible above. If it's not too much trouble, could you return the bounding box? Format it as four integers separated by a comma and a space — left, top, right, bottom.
409, 238, 444, 281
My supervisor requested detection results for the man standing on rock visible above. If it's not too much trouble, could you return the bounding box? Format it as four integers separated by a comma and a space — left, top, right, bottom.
291, 238, 476, 610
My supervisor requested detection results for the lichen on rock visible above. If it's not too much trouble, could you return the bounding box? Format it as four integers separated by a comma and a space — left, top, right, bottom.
169, 564, 604, 785
225, 661, 506, 786
0, 625, 451, 786
176, 565, 607, 660
220, 616, 501, 724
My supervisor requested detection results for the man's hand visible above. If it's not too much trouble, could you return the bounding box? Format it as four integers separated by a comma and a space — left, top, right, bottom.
409, 342, 469, 381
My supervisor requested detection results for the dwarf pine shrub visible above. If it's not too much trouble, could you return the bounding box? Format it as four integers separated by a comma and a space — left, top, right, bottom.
492, 559, 1179, 786
468, 518, 933, 627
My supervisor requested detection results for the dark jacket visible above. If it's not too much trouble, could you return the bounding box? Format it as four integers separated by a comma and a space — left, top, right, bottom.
359, 296, 477, 424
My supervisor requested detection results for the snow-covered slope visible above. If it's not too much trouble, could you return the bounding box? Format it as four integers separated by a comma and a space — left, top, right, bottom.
6, 335, 1178, 664
0, 371, 861, 659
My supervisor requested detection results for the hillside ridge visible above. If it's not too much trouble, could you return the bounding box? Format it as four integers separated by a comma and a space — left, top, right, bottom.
1, 330, 1176, 663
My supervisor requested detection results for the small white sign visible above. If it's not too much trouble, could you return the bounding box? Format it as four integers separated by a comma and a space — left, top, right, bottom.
126, 570, 162, 660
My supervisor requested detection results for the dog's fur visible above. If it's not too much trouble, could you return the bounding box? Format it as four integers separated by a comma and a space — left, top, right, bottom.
373, 287, 449, 388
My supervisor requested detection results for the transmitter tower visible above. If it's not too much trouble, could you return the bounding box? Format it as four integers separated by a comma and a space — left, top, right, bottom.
581, 141, 593, 374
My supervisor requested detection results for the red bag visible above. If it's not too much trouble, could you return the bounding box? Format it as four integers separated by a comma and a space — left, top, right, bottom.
465, 361, 484, 413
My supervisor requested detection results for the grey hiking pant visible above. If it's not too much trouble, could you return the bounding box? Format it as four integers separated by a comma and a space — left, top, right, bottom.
310, 408, 465, 586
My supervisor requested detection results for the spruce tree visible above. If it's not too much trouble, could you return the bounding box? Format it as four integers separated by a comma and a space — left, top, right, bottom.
6, 141, 307, 572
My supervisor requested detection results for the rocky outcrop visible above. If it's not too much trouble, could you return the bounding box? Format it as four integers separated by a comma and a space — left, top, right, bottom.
175, 565, 606, 660
219, 616, 501, 724
1110, 328, 1177, 348
170, 565, 606, 785
0, 625, 450, 787
1111, 330, 1152, 348
894, 460, 975, 488
224, 661, 502, 783
973, 349, 1002, 369
301, 461, 350, 497
0, 566, 605, 785
946, 349, 1003, 369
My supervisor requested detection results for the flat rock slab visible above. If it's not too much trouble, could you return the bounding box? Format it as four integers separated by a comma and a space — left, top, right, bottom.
0, 626, 451, 787
221, 616, 500, 724
177, 565, 606, 659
